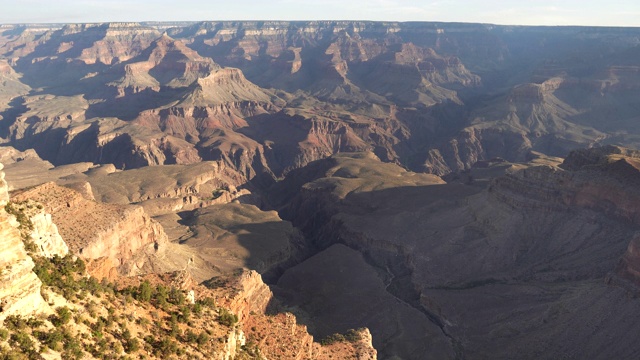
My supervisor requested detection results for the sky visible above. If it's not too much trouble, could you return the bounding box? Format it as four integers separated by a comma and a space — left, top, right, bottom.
1, 0, 639, 27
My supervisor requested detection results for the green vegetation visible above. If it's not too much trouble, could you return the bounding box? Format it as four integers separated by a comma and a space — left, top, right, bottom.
4, 201, 37, 253
210, 186, 229, 200
50, 307, 72, 326
9, 331, 37, 357
0, 233, 260, 359
35, 327, 65, 352
217, 308, 238, 327
138, 280, 152, 302
4, 201, 34, 233
320, 328, 364, 345
33, 254, 90, 300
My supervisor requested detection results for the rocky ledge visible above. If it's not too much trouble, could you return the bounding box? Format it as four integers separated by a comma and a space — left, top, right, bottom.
12, 182, 168, 278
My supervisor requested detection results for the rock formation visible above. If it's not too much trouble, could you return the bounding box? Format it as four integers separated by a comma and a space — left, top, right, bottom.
4, 21, 640, 180
12, 182, 167, 277
14, 200, 69, 258
266, 149, 640, 359
218, 269, 377, 359
0, 163, 47, 322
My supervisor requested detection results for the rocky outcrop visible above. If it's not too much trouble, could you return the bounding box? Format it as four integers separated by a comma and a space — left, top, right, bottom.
57, 23, 161, 65
269, 154, 452, 359
0, 163, 47, 322
0, 147, 41, 165
78, 160, 253, 217
617, 233, 640, 287
0, 164, 8, 204
508, 78, 564, 103
522, 147, 640, 287
477, 146, 640, 292
420, 75, 600, 175
53, 118, 202, 169
422, 128, 490, 175
243, 310, 377, 360
14, 200, 69, 258
0, 59, 30, 109
223, 270, 273, 322
5, 21, 640, 182
394, 43, 481, 88
0, 214, 47, 322
171, 21, 482, 99
108, 33, 218, 93
489, 146, 640, 220
176, 202, 306, 283
76, 205, 167, 275
184, 68, 276, 105
3, 22, 159, 67
12, 182, 167, 277
215, 269, 377, 359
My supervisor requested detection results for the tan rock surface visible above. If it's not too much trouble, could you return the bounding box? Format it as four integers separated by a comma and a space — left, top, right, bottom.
146, 202, 305, 283
12, 182, 167, 276
0, 163, 47, 321
208, 269, 378, 359
14, 200, 69, 258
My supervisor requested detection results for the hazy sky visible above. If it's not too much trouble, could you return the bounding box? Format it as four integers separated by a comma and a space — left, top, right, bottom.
1, 0, 639, 27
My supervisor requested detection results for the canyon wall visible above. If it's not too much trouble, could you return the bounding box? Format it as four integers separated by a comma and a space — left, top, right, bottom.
3, 22, 640, 181
12, 182, 167, 278
269, 149, 640, 359
218, 269, 377, 359
0, 163, 47, 322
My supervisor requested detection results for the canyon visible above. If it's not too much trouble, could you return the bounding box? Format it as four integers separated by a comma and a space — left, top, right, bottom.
2, 21, 640, 359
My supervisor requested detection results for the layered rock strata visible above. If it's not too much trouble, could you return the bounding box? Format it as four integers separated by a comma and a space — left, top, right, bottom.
270, 149, 640, 359
0, 163, 47, 321
216, 270, 377, 359
12, 182, 167, 277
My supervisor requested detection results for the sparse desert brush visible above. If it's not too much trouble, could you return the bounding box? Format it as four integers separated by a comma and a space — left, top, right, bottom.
217, 308, 238, 327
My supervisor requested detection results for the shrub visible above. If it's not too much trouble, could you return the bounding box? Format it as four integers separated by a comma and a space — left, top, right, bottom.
320, 333, 345, 345
192, 302, 203, 316
36, 328, 65, 352
137, 280, 152, 302
184, 329, 197, 343
4, 315, 27, 331
137, 317, 150, 329
62, 336, 84, 360
320, 329, 363, 345
10, 331, 36, 355
168, 287, 184, 306
113, 340, 124, 355
26, 317, 44, 329
4, 202, 34, 233
196, 332, 209, 347
345, 328, 363, 342
154, 285, 168, 309
125, 337, 140, 353
178, 306, 190, 323
151, 337, 178, 356
50, 306, 72, 326
198, 297, 216, 308
168, 314, 180, 337
217, 309, 238, 327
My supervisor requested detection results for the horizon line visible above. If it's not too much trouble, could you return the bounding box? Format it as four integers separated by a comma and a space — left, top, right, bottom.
2, 20, 640, 29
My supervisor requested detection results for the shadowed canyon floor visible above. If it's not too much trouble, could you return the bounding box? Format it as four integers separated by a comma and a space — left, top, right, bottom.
265, 148, 640, 359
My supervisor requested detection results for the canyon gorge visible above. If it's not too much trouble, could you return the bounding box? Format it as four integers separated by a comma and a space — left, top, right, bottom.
2, 21, 640, 359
